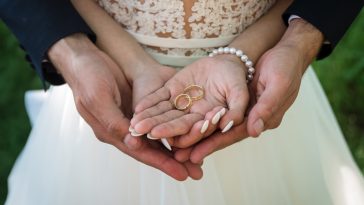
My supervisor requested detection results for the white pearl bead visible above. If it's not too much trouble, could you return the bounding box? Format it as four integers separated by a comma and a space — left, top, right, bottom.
241, 55, 248, 62
212, 49, 218, 54
223, 47, 230, 54
248, 67, 255, 74
218, 47, 224, 54
235, 50, 243, 57
209, 53, 215, 57
247, 74, 254, 80
245, 60, 253, 67
229, 47, 236, 54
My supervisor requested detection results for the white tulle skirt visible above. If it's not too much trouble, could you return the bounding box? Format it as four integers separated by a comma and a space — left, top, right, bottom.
5, 68, 364, 205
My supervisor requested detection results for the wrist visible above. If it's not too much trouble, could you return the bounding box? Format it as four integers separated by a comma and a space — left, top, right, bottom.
48, 33, 98, 74
280, 18, 324, 66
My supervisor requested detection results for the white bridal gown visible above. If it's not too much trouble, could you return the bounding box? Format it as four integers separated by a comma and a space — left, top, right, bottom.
6, 0, 364, 204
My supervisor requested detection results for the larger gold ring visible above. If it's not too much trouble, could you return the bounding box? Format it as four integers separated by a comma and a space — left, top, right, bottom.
174, 94, 192, 111
183, 85, 204, 101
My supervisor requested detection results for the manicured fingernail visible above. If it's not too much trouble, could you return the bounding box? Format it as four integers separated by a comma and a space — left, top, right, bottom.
131, 130, 144, 137
147, 133, 158, 140
200, 120, 209, 134
254, 119, 264, 135
161, 138, 172, 151
219, 108, 226, 116
129, 126, 135, 132
222, 120, 234, 133
211, 112, 221, 125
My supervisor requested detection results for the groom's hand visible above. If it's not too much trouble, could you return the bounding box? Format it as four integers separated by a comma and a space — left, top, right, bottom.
47, 34, 202, 181
176, 19, 324, 164
247, 18, 323, 137
48, 33, 132, 145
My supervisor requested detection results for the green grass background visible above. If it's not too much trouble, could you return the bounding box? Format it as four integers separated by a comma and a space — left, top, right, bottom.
0, 11, 363, 204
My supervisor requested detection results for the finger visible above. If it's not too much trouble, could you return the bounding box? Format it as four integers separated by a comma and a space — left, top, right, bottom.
219, 85, 249, 133
201, 106, 226, 137
184, 161, 203, 180
173, 106, 225, 148
131, 101, 174, 127
151, 112, 204, 138
265, 93, 297, 130
190, 120, 248, 164
134, 87, 171, 113
174, 147, 193, 162
76, 99, 139, 147
176, 106, 224, 146
173, 120, 206, 148
247, 80, 290, 137
134, 110, 185, 135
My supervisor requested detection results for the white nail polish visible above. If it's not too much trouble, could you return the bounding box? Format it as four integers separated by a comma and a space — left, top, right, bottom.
200, 120, 209, 134
131, 130, 144, 137
219, 108, 226, 116
222, 120, 234, 133
161, 138, 172, 151
129, 126, 135, 132
211, 112, 221, 125
147, 133, 158, 140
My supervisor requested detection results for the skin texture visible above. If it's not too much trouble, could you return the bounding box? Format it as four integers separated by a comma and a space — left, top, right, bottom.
131, 56, 249, 148
53, 0, 323, 180
130, 0, 293, 149
174, 18, 324, 164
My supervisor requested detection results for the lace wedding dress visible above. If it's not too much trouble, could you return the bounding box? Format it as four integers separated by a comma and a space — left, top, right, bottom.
6, 0, 364, 204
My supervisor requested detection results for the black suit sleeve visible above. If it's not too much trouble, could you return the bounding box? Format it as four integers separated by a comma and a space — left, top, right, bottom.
0, 0, 95, 85
283, 0, 364, 59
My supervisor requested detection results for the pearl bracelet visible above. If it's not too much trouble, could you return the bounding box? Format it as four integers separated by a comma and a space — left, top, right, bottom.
209, 47, 255, 82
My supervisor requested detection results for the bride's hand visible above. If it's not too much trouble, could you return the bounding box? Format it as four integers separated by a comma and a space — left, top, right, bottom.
131, 56, 250, 148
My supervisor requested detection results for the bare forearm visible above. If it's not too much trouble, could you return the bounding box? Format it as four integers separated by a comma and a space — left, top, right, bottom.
228, 0, 293, 62
279, 18, 324, 73
71, 0, 159, 81
48, 33, 98, 86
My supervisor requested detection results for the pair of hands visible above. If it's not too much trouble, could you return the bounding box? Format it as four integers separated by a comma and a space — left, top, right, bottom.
129, 41, 306, 165
49, 19, 321, 181
66, 42, 304, 181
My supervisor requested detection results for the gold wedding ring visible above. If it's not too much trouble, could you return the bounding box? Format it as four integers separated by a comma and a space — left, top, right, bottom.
183, 85, 205, 101
174, 94, 193, 111
173, 84, 204, 111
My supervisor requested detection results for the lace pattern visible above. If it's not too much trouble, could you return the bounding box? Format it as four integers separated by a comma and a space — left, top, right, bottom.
98, 0, 275, 58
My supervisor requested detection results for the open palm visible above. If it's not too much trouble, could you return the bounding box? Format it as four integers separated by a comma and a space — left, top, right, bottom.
131, 57, 250, 148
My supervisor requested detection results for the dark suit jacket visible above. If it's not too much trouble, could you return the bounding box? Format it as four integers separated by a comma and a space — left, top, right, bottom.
0, 0, 363, 85
0, 0, 94, 85
285, 0, 364, 59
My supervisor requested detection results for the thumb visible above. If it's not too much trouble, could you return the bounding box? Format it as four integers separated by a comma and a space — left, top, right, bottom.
219, 85, 249, 133
247, 80, 288, 137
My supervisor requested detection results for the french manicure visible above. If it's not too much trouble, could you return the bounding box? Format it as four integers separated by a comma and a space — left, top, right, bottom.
161, 138, 172, 151
219, 108, 226, 116
211, 112, 221, 125
253, 119, 264, 136
222, 120, 234, 133
131, 130, 144, 137
200, 120, 209, 134
129, 126, 135, 132
147, 133, 158, 140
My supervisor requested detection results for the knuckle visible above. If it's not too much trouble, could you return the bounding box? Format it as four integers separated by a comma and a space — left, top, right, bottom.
105, 121, 121, 135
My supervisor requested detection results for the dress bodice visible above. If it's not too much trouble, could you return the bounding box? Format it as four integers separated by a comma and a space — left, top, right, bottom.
98, 0, 275, 66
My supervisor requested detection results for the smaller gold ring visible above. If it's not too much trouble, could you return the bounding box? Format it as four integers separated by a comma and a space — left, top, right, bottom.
174, 94, 193, 111
183, 85, 205, 101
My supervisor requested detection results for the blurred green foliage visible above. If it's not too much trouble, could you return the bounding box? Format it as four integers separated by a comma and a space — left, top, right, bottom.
0, 10, 363, 204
